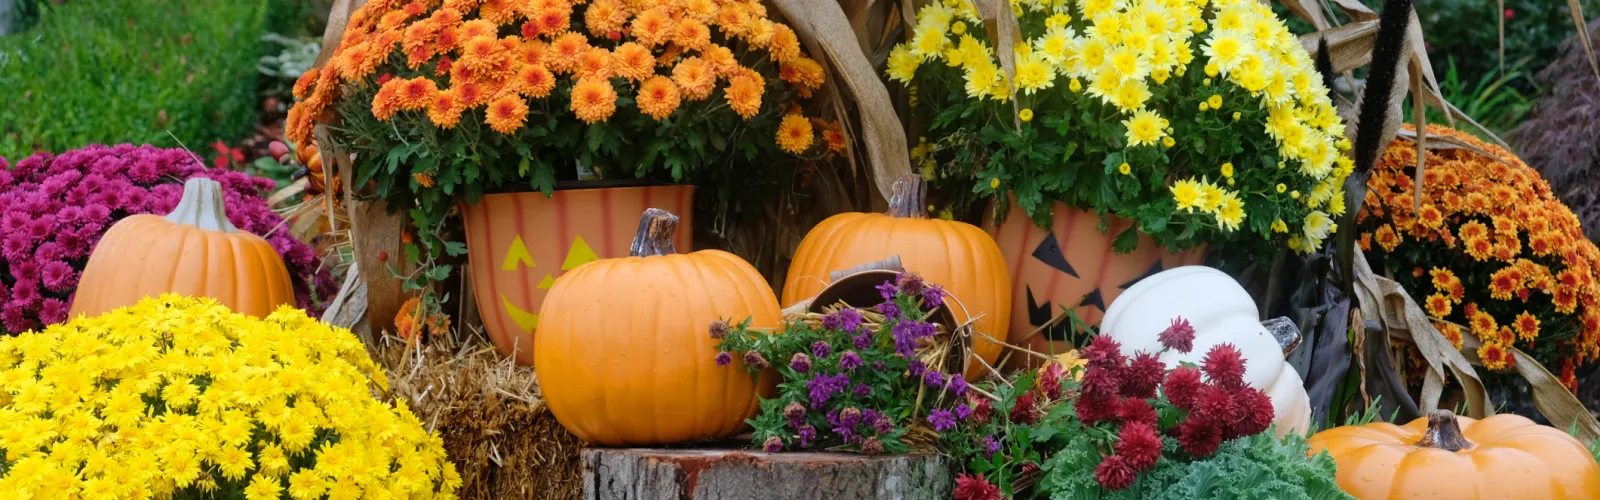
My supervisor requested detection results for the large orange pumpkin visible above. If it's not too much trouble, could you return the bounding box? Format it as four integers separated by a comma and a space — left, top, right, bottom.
986, 202, 1205, 358
535, 208, 780, 446
70, 178, 295, 318
463, 185, 695, 365
783, 175, 1011, 381
1307, 409, 1600, 499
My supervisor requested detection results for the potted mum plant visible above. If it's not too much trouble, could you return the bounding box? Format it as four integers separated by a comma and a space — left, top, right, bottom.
886, 0, 1350, 353
286, 0, 843, 363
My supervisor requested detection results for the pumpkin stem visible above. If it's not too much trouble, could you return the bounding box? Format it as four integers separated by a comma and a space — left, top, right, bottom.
630, 208, 679, 257
164, 178, 240, 233
885, 174, 928, 219
1416, 409, 1473, 452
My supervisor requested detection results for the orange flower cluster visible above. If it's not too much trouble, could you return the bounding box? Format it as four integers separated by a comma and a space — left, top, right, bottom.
285, 0, 846, 157
1358, 125, 1600, 388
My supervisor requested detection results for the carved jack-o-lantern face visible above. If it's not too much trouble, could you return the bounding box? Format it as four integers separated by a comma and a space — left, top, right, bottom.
986, 203, 1206, 358
463, 186, 695, 365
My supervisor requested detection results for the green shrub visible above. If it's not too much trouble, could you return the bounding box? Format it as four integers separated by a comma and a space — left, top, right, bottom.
0, 0, 268, 160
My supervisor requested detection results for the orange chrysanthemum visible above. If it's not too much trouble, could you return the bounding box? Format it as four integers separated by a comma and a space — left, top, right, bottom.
636, 76, 681, 120
570, 77, 618, 123
459, 36, 506, 74
1434, 321, 1465, 350
285, 107, 313, 146
1470, 310, 1498, 337
1514, 311, 1541, 341
379, 11, 409, 31
673, 19, 712, 50
1495, 325, 1516, 345
403, 24, 439, 68
402, 1, 427, 17
427, 89, 462, 129
1374, 224, 1401, 252
1430, 267, 1456, 290
460, 19, 498, 40
1417, 204, 1443, 229
779, 57, 826, 98
715, 3, 751, 35
514, 65, 556, 98
548, 32, 590, 74
767, 24, 802, 62
743, 18, 776, 47
1555, 286, 1580, 313
672, 57, 717, 101
724, 74, 764, 119
703, 44, 739, 76
434, 25, 462, 53
1488, 267, 1523, 300
613, 43, 655, 82
1425, 293, 1452, 318
576, 46, 614, 80
518, 40, 548, 66
817, 118, 848, 155
585, 0, 629, 36
478, 0, 519, 24
775, 113, 814, 154
534, 7, 570, 34
293, 68, 320, 100
486, 94, 529, 134
1466, 237, 1494, 261
682, 0, 717, 21
631, 8, 675, 47
395, 77, 439, 111
455, 81, 488, 108
336, 41, 378, 81
428, 7, 463, 27
371, 78, 403, 121
1477, 342, 1512, 371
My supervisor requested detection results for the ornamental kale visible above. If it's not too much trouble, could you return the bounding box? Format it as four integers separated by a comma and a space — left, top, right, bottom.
714, 272, 969, 454
0, 145, 338, 334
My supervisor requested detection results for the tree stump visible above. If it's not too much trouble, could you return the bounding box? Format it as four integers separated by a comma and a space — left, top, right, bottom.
582, 449, 952, 500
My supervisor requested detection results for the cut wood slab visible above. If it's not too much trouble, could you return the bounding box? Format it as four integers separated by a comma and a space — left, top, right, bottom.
582, 449, 951, 500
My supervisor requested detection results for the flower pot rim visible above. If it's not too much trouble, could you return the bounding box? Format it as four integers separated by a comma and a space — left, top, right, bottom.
480, 179, 690, 195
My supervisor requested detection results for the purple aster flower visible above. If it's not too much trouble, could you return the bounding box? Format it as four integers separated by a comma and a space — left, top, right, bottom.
927, 409, 956, 432
896, 272, 926, 296
715, 352, 733, 367
785, 401, 807, 428
923, 285, 946, 309
872, 361, 886, 371
839, 351, 863, 372
853, 333, 872, 350
807, 373, 848, 408
833, 425, 855, 443
908, 360, 926, 377
955, 404, 972, 420
854, 383, 871, 398
875, 301, 901, 319
984, 435, 1001, 457
947, 375, 969, 396
798, 425, 817, 448
790, 353, 813, 374
871, 412, 894, 434
837, 308, 864, 333
811, 341, 831, 359
840, 407, 862, 428
891, 321, 920, 357
762, 437, 784, 453
923, 370, 945, 388
744, 351, 770, 369
875, 280, 899, 301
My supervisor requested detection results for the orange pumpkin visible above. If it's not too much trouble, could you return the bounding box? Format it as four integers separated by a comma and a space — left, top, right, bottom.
534, 208, 780, 446
1307, 409, 1600, 499
464, 185, 695, 365
985, 202, 1205, 358
71, 178, 296, 318
783, 175, 1011, 381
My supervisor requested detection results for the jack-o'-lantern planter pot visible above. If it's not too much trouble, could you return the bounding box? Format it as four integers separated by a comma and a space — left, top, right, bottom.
463, 183, 695, 365
985, 202, 1206, 358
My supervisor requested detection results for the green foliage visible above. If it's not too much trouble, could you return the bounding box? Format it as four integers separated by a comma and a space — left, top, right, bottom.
1404, 57, 1539, 140
1408, 0, 1598, 97
1039, 432, 1353, 500
0, 0, 269, 160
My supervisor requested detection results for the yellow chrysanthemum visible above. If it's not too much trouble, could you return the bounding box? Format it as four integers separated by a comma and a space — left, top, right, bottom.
1171, 179, 1206, 213
1216, 190, 1246, 231
1122, 109, 1167, 147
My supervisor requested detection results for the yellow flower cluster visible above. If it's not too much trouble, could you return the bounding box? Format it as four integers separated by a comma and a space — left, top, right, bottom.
0, 296, 460, 499
889, 0, 1349, 253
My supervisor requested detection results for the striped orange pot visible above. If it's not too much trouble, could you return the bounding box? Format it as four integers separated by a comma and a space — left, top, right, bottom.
986, 202, 1205, 359
463, 184, 695, 365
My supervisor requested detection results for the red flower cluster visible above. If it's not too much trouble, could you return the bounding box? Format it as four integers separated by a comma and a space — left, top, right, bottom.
1076, 329, 1275, 490
953, 473, 1002, 500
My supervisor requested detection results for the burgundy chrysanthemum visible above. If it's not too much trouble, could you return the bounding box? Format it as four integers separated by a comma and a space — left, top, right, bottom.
1176, 415, 1223, 457
1116, 421, 1163, 470
1010, 392, 1038, 425
860, 437, 884, 456
1120, 352, 1166, 399
1163, 366, 1204, 410
1159, 316, 1197, 353
1083, 335, 1126, 368
968, 393, 993, 424
1193, 385, 1239, 426
1075, 390, 1117, 425
1201, 343, 1248, 388
953, 474, 1002, 500
1116, 396, 1157, 426
1038, 363, 1064, 398
1094, 454, 1138, 490
1079, 363, 1122, 396
1232, 387, 1276, 437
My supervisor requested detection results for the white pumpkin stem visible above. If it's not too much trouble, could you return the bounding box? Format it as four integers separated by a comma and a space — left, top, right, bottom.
164, 178, 240, 233
1417, 409, 1473, 452
886, 174, 928, 219
630, 208, 678, 257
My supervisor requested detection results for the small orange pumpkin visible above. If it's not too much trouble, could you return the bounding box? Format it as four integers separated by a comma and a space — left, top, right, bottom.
70, 178, 296, 318
534, 208, 781, 446
1307, 409, 1600, 499
783, 175, 1011, 381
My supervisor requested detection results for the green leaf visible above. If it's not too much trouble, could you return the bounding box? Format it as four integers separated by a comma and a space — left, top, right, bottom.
444, 241, 469, 256
1112, 224, 1140, 254
517, 156, 530, 177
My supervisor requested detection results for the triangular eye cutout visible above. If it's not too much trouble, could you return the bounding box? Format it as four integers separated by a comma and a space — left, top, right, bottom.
1031, 232, 1078, 278
1119, 261, 1164, 290
1078, 288, 1106, 312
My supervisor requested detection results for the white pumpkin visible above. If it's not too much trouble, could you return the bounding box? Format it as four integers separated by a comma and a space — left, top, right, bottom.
1101, 265, 1312, 437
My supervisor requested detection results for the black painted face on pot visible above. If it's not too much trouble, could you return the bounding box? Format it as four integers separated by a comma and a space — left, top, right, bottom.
1023, 231, 1165, 342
